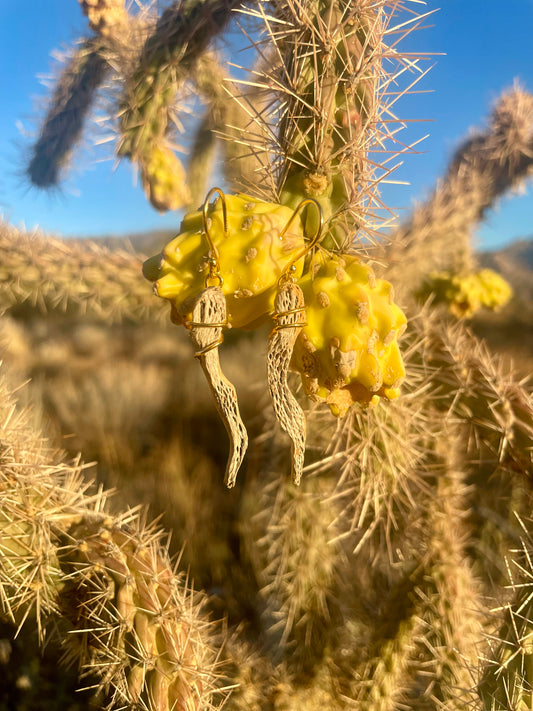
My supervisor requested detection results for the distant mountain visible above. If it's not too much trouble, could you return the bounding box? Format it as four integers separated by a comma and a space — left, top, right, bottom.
75, 223, 533, 257
480, 235, 533, 268
68, 229, 176, 256
479, 235, 533, 303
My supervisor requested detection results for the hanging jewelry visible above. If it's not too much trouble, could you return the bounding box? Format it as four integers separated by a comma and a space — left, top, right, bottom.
267, 199, 323, 485
186, 188, 248, 488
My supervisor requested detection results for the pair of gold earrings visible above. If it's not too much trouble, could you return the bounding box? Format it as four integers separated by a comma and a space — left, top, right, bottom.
185, 188, 323, 487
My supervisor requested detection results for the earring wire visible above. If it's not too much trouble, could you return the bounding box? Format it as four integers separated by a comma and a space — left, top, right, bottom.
201, 187, 228, 287
278, 198, 323, 285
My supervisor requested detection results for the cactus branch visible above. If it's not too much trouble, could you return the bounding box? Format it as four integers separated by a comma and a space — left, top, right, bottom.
0, 365, 225, 711
0, 220, 162, 322
117, 0, 243, 211
227, 0, 431, 249
27, 38, 109, 188
388, 85, 533, 293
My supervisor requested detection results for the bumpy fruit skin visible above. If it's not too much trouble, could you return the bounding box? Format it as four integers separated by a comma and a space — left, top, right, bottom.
419, 269, 513, 318
142, 194, 306, 328
291, 255, 407, 416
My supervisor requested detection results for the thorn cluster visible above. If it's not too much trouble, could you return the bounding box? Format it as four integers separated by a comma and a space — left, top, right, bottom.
0, 368, 225, 711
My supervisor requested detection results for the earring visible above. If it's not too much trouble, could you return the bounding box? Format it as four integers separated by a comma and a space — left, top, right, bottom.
267, 199, 323, 485
186, 188, 248, 488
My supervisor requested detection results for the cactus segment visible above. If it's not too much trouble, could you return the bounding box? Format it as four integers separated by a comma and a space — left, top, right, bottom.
291, 255, 407, 416
387, 87, 533, 291
143, 194, 307, 329
478, 567, 533, 711
274, 1, 380, 251
116, 0, 242, 210
139, 142, 191, 212
418, 269, 513, 318
79, 0, 130, 42
27, 39, 109, 189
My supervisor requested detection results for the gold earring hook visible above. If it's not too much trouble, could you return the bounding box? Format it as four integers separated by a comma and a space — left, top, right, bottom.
202, 187, 228, 260
202, 187, 228, 287
278, 198, 323, 284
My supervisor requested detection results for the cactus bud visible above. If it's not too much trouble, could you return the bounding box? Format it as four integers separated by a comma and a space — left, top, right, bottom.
139, 142, 191, 212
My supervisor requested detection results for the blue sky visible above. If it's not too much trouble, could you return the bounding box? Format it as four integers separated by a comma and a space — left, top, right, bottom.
1, 0, 532, 250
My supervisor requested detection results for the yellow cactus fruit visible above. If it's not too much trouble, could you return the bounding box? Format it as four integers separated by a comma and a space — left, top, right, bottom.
291, 255, 407, 417
140, 143, 191, 212
477, 268, 513, 309
419, 268, 513, 318
143, 194, 307, 329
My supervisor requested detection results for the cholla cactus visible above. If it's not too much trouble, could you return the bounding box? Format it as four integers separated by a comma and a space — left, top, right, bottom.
241, 469, 345, 672
27, 37, 109, 188
478, 525, 533, 711
291, 254, 407, 415
142, 193, 308, 328
27, 1, 149, 190
12, 0, 533, 709
0, 368, 224, 711
142, 190, 408, 482
0, 219, 161, 322
80, 0, 131, 43
136, 0, 419, 475
116, 0, 244, 210
387, 84, 533, 297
